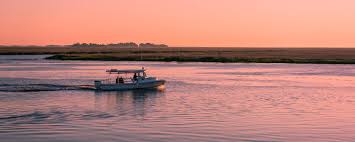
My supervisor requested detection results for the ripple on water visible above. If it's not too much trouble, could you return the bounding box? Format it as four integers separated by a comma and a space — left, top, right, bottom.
1, 58, 355, 141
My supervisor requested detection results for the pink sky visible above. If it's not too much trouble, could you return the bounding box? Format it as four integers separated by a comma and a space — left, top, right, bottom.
1, 0, 355, 47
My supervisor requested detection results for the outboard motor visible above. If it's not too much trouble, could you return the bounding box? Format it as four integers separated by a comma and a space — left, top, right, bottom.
94, 81, 102, 90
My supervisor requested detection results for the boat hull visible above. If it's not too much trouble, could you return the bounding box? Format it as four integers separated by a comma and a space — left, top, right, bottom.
96, 80, 165, 91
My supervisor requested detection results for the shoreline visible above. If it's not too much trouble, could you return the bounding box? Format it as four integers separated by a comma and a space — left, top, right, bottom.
45, 54, 355, 64
2, 46, 355, 64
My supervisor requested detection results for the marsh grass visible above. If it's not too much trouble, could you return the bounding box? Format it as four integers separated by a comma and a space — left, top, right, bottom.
2, 46, 355, 64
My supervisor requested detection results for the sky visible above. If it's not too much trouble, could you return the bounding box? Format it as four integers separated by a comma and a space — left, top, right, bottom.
1, 0, 355, 47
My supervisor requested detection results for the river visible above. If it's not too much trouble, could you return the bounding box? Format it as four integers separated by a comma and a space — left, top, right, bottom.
0, 55, 355, 142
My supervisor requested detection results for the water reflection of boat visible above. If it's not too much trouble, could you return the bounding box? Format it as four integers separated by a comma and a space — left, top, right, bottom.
94, 68, 166, 91
94, 89, 165, 117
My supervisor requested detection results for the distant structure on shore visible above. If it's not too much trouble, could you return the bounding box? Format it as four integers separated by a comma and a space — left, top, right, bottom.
71, 42, 168, 48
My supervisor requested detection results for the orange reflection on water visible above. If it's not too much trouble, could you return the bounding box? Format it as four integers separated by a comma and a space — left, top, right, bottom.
1, 60, 355, 141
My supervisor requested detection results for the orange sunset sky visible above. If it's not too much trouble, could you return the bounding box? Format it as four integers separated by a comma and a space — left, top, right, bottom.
1, 0, 355, 47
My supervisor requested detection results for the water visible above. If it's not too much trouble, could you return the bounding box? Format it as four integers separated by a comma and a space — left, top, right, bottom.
0, 55, 355, 142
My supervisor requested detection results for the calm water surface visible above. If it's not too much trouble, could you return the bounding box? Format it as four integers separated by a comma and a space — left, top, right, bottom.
0, 55, 355, 142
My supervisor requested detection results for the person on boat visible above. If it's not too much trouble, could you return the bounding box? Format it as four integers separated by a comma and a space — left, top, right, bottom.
133, 73, 138, 81
116, 77, 119, 84
119, 77, 124, 84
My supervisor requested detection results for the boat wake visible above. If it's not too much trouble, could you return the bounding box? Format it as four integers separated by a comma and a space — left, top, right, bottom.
0, 110, 115, 125
0, 84, 95, 92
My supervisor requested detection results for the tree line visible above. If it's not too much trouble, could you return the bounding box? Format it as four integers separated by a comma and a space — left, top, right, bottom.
72, 42, 168, 48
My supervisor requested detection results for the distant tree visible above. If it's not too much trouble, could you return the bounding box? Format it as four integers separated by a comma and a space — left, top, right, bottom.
71, 42, 168, 48
81, 43, 88, 47
72, 42, 104, 47
139, 43, 168, 48
72, 43, 82, 47
108, 42, 139, 48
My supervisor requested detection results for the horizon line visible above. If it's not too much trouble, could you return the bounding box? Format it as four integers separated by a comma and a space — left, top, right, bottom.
1, 44, 355, 49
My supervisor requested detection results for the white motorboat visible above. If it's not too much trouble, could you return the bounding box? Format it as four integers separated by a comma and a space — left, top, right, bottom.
94, 68, 165, 91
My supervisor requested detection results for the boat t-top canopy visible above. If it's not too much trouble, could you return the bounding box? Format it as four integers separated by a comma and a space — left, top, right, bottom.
106, 69, 146, 74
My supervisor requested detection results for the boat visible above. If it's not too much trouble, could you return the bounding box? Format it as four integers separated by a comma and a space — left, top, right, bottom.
94, 68, 166, 91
